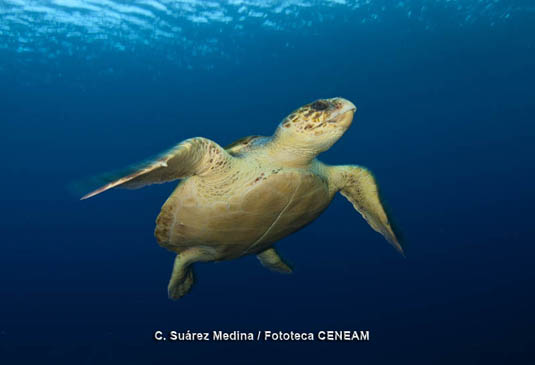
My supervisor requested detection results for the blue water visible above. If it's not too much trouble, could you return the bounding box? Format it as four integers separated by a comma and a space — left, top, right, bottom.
1, 1, 534, 363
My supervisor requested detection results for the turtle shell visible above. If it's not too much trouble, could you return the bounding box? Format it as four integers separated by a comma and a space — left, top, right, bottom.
155, 168, 333, 260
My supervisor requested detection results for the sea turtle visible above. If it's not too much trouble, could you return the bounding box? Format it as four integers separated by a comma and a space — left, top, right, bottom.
82, 97, 402, 299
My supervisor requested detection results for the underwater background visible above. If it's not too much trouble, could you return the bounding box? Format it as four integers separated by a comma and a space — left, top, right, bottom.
1, 0, 534, 363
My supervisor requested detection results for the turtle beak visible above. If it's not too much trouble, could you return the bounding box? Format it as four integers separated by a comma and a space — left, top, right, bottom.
328, 98, 356, 128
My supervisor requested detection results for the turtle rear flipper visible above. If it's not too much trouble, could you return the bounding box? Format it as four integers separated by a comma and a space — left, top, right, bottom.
168, 266, 195, 300
257, 247, 293, 273
167, 247, 220, 300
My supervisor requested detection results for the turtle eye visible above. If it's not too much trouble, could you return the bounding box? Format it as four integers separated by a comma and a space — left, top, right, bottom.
310, 100, 329, 111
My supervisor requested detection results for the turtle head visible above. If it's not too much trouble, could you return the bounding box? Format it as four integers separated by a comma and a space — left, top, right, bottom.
274, 97, 356, 154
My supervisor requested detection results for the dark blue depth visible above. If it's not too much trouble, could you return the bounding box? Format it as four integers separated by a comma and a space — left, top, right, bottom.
1, 5, 534, 365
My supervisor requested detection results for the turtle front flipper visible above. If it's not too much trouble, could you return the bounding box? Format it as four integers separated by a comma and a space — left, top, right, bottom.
81, 137, 233, 200
331, 165, 404, 255
224, 135, 264, 156
257, 248, 292, 273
